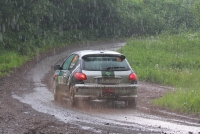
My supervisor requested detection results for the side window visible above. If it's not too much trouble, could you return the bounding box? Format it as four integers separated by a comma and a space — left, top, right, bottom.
69, 55, 79, 69
62, 54, 75, 70
62, 54, 79, 70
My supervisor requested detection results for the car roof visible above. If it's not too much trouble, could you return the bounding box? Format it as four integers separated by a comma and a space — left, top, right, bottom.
74, 50, 123, 57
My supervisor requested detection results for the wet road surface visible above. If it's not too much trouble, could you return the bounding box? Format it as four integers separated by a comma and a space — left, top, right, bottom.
12, 42, 200, 134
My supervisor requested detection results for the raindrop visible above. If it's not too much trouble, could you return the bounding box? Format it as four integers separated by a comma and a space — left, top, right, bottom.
18, 45, 20, 51
23, 0, 26, 6
11, 16, 17, 29
62, 12, 65, 18
94, 0, 97, 8
18, 35, 22, 40
0, 32, 3, 41
66, 7, 69, 12
59, 24, 63, 36
6, 17, 10, 26
17, 24, 19, 31
75, 24, 77, 30
79, 32, 82, 39
36, 21, 40, 29
2, 24, 6, 33
20, 6, 23, 11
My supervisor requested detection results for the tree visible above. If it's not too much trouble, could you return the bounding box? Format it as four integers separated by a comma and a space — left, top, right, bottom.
192, 1, 200, 26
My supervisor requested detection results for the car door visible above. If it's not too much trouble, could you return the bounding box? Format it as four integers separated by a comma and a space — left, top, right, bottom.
59, 54, 79, 87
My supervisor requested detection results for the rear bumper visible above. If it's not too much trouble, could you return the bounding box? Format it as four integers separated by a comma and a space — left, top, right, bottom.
74, 84, 137, 101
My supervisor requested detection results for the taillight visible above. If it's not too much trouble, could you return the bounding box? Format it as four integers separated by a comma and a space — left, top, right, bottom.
53, 74, 58, 80
129, 73, 137, 81
74, 72, 87, 80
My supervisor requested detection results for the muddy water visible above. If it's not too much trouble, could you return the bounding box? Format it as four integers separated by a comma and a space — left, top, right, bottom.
12, 42, 200, 134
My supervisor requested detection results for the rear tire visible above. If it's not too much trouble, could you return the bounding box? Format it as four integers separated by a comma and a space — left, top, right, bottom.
126, 98, 137, 109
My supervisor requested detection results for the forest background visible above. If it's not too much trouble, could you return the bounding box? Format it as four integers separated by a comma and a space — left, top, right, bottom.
1, 0, 199, 56
1, 0, 200, 114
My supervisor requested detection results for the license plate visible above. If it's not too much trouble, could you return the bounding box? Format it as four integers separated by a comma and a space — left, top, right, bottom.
102, 88, 115, 96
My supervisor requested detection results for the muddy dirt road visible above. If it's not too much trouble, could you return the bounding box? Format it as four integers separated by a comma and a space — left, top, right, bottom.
0, 41, 200, 134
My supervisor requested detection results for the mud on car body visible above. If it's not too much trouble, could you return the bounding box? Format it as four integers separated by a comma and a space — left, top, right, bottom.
53, 50, 138, 108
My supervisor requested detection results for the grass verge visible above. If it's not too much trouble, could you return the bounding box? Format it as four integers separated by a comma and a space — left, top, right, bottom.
119, 32, 200, 115
0, 37, 121, 77
0, 51, 29, 77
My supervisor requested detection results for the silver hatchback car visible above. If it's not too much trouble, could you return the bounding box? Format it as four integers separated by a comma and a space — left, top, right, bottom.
53, 50, 137, 108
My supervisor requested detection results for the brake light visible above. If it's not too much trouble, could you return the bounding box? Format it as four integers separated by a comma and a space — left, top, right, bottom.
53, 74, 58, 80
74, 72, 87, 80
129, 73, 137, 80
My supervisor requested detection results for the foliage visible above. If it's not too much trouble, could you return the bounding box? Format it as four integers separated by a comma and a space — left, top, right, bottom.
0, 0, 200, 114
0, 0, 198, 53
119, 32, 200, 114
191, 0, 200, 26
0, 51, 28, 76
0, 0, 199, 77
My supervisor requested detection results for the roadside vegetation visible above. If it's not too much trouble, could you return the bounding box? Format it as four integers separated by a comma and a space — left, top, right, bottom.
0, 51, 28, 76
0, 0, 198, 76
0, 0, 200, 115
119, 32, 200, 114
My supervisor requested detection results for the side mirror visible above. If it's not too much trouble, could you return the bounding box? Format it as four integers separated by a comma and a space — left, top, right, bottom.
54, 65, 61, 70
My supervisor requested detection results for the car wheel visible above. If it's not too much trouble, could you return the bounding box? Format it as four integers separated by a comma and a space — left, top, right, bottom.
69, 86, 77, 107
126, 98, 137, 109
53, 81, 63, 102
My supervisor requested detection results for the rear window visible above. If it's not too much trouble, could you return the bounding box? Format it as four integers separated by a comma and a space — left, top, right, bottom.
82, 55, 130, 71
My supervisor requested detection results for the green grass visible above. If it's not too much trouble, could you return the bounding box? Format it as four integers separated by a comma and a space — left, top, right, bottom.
0, 37, 117, 77
119, 32, 200, 115
1, 31, 200, 115
0, 51, 29, 77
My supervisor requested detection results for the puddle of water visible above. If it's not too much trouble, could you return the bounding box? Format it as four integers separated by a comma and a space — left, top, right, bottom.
12, 42, 200, 134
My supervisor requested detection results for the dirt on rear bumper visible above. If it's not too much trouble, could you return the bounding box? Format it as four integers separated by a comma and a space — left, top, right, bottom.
74, 84, 137, 101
